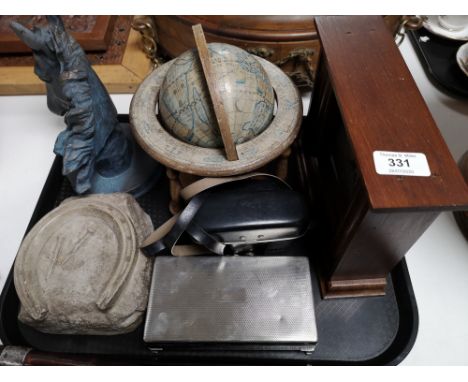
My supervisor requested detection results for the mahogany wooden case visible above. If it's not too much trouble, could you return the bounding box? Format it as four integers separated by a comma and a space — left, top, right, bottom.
305, 16, 468, 298
0, 16, 117, 53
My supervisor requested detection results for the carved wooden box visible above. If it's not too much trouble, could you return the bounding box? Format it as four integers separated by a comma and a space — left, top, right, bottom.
153, 16, 320, 88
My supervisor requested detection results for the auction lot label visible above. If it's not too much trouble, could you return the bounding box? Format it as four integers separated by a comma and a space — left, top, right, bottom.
373, 151, 431, 177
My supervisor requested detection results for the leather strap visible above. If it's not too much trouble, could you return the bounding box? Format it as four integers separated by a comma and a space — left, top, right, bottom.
179, 172, 290, 200
141, 172, 289, 257
186, 222, 234, 255
141, 191, 211, 257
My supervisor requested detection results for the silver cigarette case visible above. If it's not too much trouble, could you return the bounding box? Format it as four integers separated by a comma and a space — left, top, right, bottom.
144, 256, 317, 353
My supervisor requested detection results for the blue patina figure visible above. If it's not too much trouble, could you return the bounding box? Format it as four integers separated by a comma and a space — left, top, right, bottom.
11, 16, 160, 195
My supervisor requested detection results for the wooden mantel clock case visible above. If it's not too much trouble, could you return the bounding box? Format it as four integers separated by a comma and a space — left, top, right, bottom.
304, 16, 468, 298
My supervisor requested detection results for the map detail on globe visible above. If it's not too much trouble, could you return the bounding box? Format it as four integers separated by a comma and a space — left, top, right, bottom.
159, 43, 275, 149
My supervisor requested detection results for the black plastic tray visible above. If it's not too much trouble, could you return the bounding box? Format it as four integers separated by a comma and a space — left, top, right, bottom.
408, 28, 468, 98
0, 121, 419, 365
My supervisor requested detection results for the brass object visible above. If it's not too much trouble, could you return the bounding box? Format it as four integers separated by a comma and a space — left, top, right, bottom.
248, 47, 316, 87
275, 48, 316, 66
132, 16, 163, 67
394, 16, 425, 46
275, 48, 316, 88
246, 46, 275, 59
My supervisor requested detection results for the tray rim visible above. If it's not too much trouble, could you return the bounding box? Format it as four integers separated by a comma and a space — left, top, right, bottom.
0, 121, 419, 364
408, 28, 468, 99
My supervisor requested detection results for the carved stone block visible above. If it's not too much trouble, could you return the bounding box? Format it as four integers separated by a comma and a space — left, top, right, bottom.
14, 193, 153, 335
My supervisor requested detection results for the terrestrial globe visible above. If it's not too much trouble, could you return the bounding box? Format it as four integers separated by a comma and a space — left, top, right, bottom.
158, 43, 275, 148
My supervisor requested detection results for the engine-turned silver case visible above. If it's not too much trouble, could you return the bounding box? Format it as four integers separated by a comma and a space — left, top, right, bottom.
144, 256, 317, 353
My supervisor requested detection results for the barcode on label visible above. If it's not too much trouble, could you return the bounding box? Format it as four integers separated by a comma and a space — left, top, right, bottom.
373, 151, 431, 177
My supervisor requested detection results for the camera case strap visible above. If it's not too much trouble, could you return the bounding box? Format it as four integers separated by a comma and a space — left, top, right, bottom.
141, 173, 310, 257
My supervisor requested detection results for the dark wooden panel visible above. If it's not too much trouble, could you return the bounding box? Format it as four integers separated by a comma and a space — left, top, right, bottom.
175, 15, 317, 41
0, 16, 117, 53
315, 16, 468, 211
0, 16, 131, 67
154, 16, 320, 88
331, 194, 439, 280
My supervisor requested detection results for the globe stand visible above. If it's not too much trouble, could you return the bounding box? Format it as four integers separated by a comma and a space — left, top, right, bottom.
166, 147, 292, 214
130, 27, 302, 214
158, 25, 293, 213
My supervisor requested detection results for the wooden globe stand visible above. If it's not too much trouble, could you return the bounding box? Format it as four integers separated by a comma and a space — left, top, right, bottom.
130, 25, 302, 213
165, 148, 292, 213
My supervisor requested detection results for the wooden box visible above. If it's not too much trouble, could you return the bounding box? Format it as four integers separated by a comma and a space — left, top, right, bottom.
0, 16, 116, 53
0, 16, 152, 95
153, 16, 319, 88
305, 16, 468, 298
152, 16, 403, 89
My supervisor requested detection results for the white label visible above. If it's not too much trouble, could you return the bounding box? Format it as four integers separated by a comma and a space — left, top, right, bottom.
373, 151, 431, 177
